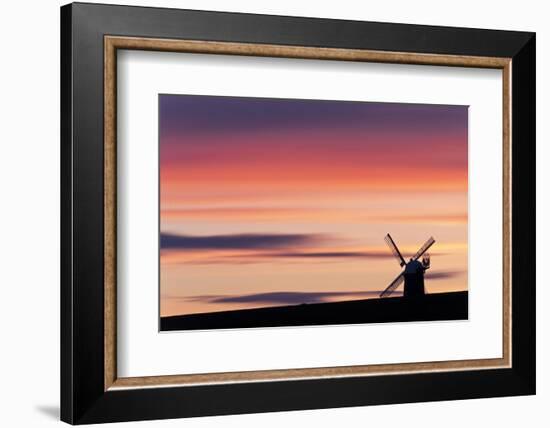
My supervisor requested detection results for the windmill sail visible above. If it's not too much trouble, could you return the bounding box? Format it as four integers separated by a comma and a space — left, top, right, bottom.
379, 272, 405, 298
412, 237, 435, 261
384, 233, 406, 267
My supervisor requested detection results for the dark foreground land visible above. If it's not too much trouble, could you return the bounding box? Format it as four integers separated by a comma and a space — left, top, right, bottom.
160, 291, 468, 331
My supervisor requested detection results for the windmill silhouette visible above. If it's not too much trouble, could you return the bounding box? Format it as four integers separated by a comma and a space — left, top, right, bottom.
380, 233, 435, 298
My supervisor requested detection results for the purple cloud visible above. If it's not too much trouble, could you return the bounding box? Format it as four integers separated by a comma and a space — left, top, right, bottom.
180, 290, 396, 306
160, 232, 324, 250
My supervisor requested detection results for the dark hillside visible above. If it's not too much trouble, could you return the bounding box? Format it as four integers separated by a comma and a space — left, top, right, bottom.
161, 291, 468, 331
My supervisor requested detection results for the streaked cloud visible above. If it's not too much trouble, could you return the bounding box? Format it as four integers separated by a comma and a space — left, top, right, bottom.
425, 270, 464, 280
175, 290, 395, 306
160, 244, 450, 265
161, 207, 467, 225
268, 250, 390, 258
160, 232, 324, 250
165, 271, 463, 308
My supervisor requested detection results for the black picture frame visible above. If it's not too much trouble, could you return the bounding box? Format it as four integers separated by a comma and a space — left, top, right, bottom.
61, 2, 535, 424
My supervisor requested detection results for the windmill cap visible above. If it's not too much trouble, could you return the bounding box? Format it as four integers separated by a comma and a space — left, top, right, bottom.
404, 259, 423, 273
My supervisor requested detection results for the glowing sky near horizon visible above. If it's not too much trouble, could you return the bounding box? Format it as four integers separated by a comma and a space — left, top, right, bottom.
159, 94, 468, 317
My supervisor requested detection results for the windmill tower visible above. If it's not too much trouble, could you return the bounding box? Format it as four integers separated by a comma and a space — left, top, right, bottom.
380, 233, 435, 298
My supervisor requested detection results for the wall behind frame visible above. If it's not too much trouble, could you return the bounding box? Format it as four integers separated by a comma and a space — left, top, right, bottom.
0, 1, 545, 427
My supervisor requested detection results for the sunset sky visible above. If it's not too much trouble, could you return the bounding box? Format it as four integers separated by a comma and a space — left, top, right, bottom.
159, 94, 468, 317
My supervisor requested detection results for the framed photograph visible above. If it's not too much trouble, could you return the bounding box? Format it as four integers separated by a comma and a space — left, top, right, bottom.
157, 94, 469, 332
61, 2, 535, 424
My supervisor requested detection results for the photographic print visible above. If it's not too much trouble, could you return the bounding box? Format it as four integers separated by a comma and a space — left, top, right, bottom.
159, 94, 468, 331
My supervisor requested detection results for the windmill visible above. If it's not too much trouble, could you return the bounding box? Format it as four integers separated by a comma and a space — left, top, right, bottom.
379, 233, 435, 298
